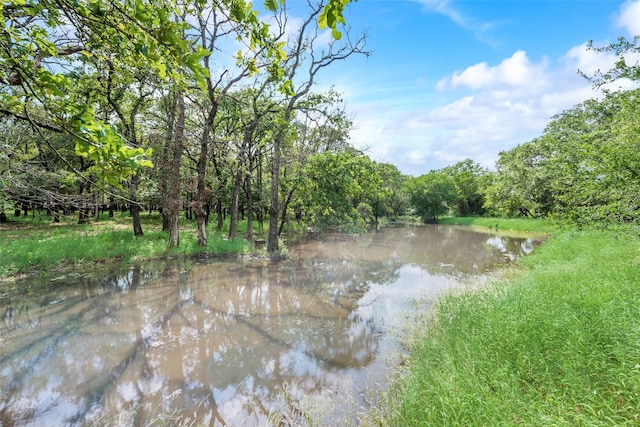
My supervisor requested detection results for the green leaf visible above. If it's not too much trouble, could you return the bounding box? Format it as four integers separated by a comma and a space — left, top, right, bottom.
157, 61, 167, 79
279, 79, 295, 96
264, 0, 279, 11
318, 8, 328, 29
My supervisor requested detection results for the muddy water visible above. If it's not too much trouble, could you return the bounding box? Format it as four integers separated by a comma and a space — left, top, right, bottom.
0, 225, 538, 426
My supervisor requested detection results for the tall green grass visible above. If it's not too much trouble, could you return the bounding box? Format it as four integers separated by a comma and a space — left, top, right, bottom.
376, 228, 640, 425
0, 213, 254, 279
439, 215, 560, 234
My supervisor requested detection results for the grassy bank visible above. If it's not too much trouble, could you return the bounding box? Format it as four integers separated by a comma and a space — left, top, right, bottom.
439, 215, 560, 234
372, 224, 640, 425
0, 213, 254, 281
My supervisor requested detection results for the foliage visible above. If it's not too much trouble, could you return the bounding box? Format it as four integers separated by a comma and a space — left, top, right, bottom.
584, 35, 640, 87
485, 88, 640, 225
442, 159, 490, 216
380, 228, 640, 425
484, 138, 557, 217
299, 150, 380, 231
484, 35, 640, 226
405, 171, 457, 223
372, 162, 410, 219
0, 0, 366, 251
0, 0, 200, 184
439, 216, 560, 234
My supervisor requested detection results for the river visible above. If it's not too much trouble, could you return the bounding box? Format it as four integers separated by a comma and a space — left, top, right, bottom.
0, 224, 539, 426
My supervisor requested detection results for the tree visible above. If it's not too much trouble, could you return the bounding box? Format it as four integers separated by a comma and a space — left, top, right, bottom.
220, 88, 275, 241
0, 0, 356, 174
0, 0, 364, 242
185, 1, 291, 247
584, 36, 640, 88
372, 162, 409, 220
167, 89, 186, 247
96, 63, 158, 236
266, 0, 369, 253
0, 0, 196, 184
0, 119, 82, 219
442, 159, 489, 216
299, 151, 380, 231
484, 139, 559, 217
486, 88, 640, 225
277, 90, 352, 235
405, 172, 457, 223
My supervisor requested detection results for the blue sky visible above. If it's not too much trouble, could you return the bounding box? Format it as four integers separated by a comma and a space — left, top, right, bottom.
301, 0, 640, 176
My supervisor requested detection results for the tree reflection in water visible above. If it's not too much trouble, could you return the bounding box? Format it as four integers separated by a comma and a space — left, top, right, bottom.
0, 225, 539, 426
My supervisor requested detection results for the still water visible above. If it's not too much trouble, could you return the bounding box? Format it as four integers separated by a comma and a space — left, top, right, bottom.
0, 225, 538, 426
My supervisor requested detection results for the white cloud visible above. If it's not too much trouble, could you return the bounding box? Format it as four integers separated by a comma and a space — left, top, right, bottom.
437, 51, 549, 92
339, 1, 640, 177
412, 0, 497, 44
615, 0, 640, 36
416, 0, 468, 27
562, 41, 640, 93
348, 46, 611, 176
563, 42, 617, 77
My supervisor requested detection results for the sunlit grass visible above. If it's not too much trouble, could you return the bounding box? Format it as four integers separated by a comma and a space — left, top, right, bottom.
373, 228, 640, 425
0, 212, 254, 279
439, 215, 561, 234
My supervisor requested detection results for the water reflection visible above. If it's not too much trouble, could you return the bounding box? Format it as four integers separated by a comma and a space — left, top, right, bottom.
0, 225, 539, 426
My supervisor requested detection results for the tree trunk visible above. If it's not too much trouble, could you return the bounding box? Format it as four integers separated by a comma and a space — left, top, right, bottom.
228, 164, 243, 240
78, 208, 88, 224
194, 108, 215, 247
160, 92, 177, 232
194, 194, 208, 247
167, 90, 185, 248
77, 175, 87, 224
130, 174, 144, 237
267, 139, 281, 253
245, 171, 253, 242
278, 187, 295, 236
94, 192, 100, 220
257, 157, 264, 231
216, 197, 224, 231
168, 207, 180, 247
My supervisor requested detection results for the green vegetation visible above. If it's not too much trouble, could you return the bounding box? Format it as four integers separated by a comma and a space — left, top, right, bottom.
299, 150, 381, 232
485, 88, 640, 225
369, 223, 640, 425
404, 171, 458, 223
0, 0, 367, 254
439, 216, 560, 234
0, 213, 252, 281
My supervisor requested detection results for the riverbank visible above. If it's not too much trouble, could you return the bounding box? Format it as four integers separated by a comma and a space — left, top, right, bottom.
0, 213, 254, 285
439, 215, 560, 234
367, 220, 640, 425
0, 214, 549, 283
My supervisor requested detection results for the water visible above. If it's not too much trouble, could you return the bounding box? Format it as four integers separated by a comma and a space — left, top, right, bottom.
0, 225, 539, 426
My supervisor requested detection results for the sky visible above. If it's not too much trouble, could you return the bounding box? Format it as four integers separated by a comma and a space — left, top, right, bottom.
298, 0, 640, 176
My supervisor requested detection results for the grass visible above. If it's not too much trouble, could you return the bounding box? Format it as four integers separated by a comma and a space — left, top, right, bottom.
0, 211, 255, 282
439, 215, 561, 234
369, 225, 640, 426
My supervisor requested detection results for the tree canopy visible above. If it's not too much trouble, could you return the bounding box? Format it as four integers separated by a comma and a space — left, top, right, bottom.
1, 0, 374, 250
405, 172, 457, 223
486, 88, 640, 225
